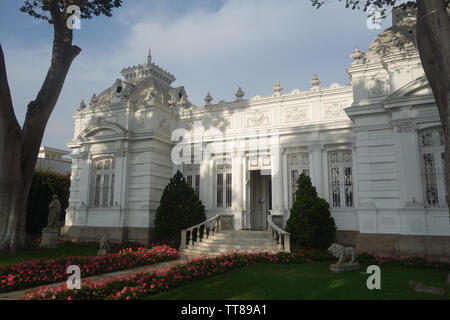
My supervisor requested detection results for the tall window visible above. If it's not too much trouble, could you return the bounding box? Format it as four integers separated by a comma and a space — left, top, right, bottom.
216, 161, 232, 208
289, 153, 309, 206
185, 162, 200, 198
419, 128, 447, 208
91, 158, 115, 208
328, 150, 353, 208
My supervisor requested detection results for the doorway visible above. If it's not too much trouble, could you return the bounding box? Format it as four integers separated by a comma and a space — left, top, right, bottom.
249, 170, 272, 229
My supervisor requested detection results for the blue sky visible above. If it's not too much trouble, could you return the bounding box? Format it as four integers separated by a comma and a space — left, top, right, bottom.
0, 0, 392, 151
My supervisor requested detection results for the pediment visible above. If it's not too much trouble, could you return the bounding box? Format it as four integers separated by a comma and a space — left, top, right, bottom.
85, 128, 117, 138
77, 119, 127, 140
388, 76, 432, 99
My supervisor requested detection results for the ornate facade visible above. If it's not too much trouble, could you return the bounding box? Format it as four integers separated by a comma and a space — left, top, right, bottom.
62, 11, 450, 258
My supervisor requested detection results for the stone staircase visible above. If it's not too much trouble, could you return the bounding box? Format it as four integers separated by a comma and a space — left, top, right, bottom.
179, 230, 278, 259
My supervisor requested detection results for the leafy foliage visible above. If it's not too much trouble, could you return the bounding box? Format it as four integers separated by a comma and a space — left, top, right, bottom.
311, 0, 418, 19
20, 0, 123, 23
286, 173, 336, 249
26, 170, 70, 235
154, 171, 206, 241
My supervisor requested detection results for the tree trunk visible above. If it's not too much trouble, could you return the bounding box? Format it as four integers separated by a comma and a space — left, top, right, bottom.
0, 1, 81, 252
416, 0, 450, 216
0, 121, 28, 252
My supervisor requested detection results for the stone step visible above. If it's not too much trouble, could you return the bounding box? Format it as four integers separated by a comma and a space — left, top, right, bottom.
180, 248, 277, 257
196, 237, 275, 245
198, 233, 271, 241
191, 240, 275, 248
182, 244, 277, 253
179, 230, 280, 259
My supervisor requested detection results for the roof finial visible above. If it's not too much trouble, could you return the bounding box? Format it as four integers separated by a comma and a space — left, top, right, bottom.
350, 46, 365, 64
310, 73, 321, 88
235, 87, 245, 101
147, 49, 152, 64
273, 80, 283, 96
205, 92, 213, 106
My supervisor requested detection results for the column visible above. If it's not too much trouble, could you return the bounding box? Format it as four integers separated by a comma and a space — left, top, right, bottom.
309, 144, 324, 198
232, 150, 244, 229
199, 159, 210, 210
394, 122, 422, 206
271, 146, 285, 216
282, 149, 289, 226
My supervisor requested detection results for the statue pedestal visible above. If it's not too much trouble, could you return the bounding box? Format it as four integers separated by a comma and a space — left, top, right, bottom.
40, 228, 59, 248
329, 262, 360, 273
97, 250, 110, 255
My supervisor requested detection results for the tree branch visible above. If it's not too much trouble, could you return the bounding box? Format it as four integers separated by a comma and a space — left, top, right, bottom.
0, 44, 21, 134
20, 0, 81, 181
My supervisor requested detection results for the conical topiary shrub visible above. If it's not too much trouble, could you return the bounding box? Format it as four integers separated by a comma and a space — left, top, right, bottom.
286, 172, 336, 249
154, 170, 206, 242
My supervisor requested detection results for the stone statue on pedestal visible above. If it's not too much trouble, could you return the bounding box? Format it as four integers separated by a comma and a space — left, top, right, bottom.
46, 194, 61, 229
98, 236, 111, 255
40, 194, 61, 248
328, 243, 360, 273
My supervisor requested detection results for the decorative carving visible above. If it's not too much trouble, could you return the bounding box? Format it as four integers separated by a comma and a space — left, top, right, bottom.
368, 78, 387, 96
178, 95, 187, 108
135, 109, 147, 130
246, 110, 269, 127
392, 120, 416, 133
168, 94, 176, 108
159, 116, 170, 133
324, 102, 348, 118
113, 78, 133, 100
285, 107, 308, 122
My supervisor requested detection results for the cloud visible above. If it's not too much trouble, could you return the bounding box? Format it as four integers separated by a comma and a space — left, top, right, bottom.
3, 0, 391, 150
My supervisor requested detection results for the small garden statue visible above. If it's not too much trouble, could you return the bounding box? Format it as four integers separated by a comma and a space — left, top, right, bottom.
98, 236, 111, 255
328, 243, 359, 273
40, 194, 61, 248
46, 194, 61, 229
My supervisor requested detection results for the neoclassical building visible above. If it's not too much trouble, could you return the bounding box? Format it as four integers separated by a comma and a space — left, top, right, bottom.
62, 9, 450, 258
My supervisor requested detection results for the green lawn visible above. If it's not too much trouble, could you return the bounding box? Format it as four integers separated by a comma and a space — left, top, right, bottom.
0, 245, 98, 267
147, 262, 450, 300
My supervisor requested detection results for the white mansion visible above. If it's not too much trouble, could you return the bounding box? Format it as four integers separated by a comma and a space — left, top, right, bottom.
62, 9, 450, 258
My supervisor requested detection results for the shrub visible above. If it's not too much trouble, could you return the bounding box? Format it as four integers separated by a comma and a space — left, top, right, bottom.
154, 171, 206, 242
26, 170, 71, 235
286, 173, 336, 249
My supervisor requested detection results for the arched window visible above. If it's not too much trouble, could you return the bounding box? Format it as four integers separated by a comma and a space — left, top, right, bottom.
328, 150, 353, 208
91, 158, 115, 208
418, 128, 447, 208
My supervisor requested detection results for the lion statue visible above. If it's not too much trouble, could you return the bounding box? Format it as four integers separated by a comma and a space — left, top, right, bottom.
98, 236, 111, 255
328, 243, 356, 265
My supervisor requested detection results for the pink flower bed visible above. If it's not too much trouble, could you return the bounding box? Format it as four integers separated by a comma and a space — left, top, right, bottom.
356, 251, 450, 270
0, 245, 179, 293
24, 251, 309, 300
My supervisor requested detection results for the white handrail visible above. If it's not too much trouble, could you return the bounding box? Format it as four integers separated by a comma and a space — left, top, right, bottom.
267, 214, 290, 252
180, 214, 233, 249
